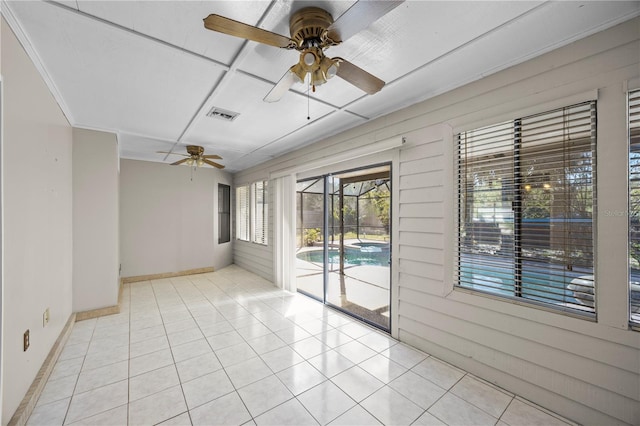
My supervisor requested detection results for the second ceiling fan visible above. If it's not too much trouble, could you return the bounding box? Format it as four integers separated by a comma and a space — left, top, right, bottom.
203, 1, 403, 102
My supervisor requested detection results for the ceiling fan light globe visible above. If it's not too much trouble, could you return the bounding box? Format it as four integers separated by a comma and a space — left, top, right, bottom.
327, 63, 338, 79
303, 51, 316, 66
186, 158, 194, 166
312, 68, 327, 86
291, 62, 307, 83
197, 158, 204, 167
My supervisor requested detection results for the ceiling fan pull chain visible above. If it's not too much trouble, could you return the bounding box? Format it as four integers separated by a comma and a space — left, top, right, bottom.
307, 75, 311, 121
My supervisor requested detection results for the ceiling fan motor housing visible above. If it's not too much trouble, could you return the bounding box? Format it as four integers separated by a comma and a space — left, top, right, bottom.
186, 145, 204, 156
289, 7, 334, 48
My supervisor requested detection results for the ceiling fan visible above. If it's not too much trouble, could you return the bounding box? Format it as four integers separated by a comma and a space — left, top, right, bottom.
158, 145, 225, 169
203, 1, 404, 102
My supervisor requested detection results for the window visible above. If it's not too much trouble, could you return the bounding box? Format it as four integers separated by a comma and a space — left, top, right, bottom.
235, 180, 268, 245
457, 101, 596, 315
628, 89, 640, 325
218, 184, 231, 244
251, 181, 268, 245
236, 185, 250, 241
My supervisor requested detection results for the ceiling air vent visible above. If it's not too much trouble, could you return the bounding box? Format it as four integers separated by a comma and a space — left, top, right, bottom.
206, 107, 240, 122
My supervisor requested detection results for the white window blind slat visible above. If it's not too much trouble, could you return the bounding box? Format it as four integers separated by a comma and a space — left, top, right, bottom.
628, 89, 640, 325
236, 185, 250, 241
457, 101, 597, 315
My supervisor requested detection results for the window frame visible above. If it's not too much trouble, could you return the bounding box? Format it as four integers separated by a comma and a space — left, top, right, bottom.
218, 183, 231, 244
235, 180, 268, 245
456, 101, 597, 317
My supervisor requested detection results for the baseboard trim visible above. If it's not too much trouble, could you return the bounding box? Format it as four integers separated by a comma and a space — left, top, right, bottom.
74, 279, 124, 322
122, 266, 215, 283
75, 304, 119, 321
8, 313, 76, 426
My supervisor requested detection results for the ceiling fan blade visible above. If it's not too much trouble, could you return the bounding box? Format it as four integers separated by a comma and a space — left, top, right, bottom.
170, 158, 190, 166
204, 14, 296, 49
157, 151, 188, 157
202, 158, 225, 169
327, 0, 404, 43
335, 58, 385, 95
202, 154, 222, 159
264, 67, 303, 103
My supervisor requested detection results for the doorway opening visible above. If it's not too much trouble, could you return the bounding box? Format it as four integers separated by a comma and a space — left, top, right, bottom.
295, 164, 391, 331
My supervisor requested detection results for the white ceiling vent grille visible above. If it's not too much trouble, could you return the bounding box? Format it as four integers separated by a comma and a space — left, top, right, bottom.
206, 107, 240, 121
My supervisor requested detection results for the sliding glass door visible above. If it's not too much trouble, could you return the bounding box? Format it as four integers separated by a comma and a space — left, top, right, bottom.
295, 164, 391, 331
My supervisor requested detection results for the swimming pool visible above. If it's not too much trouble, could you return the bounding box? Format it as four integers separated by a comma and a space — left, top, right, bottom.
298, 245, 390, 267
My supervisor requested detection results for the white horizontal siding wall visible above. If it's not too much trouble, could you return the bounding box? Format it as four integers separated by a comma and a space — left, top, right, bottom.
234, 18, 640, 425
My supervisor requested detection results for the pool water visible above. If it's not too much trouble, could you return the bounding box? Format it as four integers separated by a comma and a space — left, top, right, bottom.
298, 246, 390, 267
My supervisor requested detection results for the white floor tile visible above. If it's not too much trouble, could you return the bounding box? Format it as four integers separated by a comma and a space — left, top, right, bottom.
359, 354, 407, 384
157, 412, 192, 426
182, 369, 234, 409
206, 330, 245, 351
75, 360, 128, 394
171, 338, 213, 363
129, 364, 180, 402
190, 392, 252, 426
450, 375, 513, 418
501, 398, 571, 426
333, 340, 377, 365
297, 380, 356, 424
26, 269, 579, 426
175, 352, 222, 383
128, 385, 188, 425
215, 341, 258, 367
27, 397, 69, 426
428, 392, 497, 426
260, 346, 305, 373
65, 380, 128, 424
411, 357, 465, 390
357, 332, 397, 353
328, 404, 382, 426
246, 333, 287, 355
360, 386, 424, 426
314, 329, 354, 349
381, 343, 427, 369
129, 348, 174, 377
276, 361, 327, 395
37, 374, 78, 406
237, 375, 294, 417
412, 411, 447, 426
129, 335, 170, 358
331, 366, 384, 402
254, 398, 319, 426
308, 350, 355, 378
49, 357, 83, 382
65, 404, 128, 426
226, 357, 273, 389
291, 337, 330, 359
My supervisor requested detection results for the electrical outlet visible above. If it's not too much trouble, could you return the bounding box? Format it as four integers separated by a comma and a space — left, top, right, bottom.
43, 308, 50, 327
23, 329, 30, 351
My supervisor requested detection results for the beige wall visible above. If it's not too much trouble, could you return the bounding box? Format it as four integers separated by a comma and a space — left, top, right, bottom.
120, 159, 232, 278
235, 18, 640, 425
72, 128, 119, 312
1, 18, 73, 424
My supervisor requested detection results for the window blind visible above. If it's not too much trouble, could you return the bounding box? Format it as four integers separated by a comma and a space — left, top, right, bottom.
457, 101, 596, 315
628, 89, 640, 325
252, 181, 268, 245
218, 184, 231, 244
236, 185, 249, 241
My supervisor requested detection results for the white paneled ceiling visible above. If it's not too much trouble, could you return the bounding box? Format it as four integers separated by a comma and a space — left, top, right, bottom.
3, 0, 639, 172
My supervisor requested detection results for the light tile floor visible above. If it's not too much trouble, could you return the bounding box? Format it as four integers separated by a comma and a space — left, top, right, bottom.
27, 265, 577, 426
